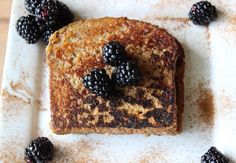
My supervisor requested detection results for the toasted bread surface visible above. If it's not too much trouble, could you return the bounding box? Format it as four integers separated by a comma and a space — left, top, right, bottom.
46, 17, 184, 134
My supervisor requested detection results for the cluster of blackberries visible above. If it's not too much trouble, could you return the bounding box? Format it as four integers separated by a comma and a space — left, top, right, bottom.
83, 41, 142, 98
16, 0, 74, 44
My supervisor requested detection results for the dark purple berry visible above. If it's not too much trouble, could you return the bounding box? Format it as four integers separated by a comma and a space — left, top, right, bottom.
25, 137, 54, 163
102, 41, 126, 66
189, 1, 217, 25
16, 15, 41, 44
83, 68, 113, 97
112, 61, 142, 86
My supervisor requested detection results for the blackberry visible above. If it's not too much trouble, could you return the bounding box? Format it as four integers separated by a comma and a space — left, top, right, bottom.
42, 27, 55, 44
83, 68, 113, 97
25, 137, 54, 163
112, 61, 142, 86
201, 147, 229, 163
188, 1, 217, 25
102, 41, 126, 66
24, 0, 41, 14
16, 15, 41, 44
35, 0, 59, 27
56, 1, 74, 28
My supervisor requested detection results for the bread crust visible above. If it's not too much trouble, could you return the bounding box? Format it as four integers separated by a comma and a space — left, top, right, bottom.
46, 17, 184, 135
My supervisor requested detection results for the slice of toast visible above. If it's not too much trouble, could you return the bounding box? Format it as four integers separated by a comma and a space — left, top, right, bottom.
46, 17, 184, 135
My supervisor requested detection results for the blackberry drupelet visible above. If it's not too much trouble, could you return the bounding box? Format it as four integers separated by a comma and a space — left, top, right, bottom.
83, 68, 113, 97
35, 0, 59, 27
16, 15, 41, 44
25, 137, 54, 163
24, 0, 41, 14
102, 41, 126, 66
188, 1, 217, 25
112, 61, 141, 86
42, 27, 55, 44
201, 146, 229, 163
56, 1, 74, 28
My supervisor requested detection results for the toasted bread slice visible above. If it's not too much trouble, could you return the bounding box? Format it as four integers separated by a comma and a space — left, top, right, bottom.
46, 17, 184, 135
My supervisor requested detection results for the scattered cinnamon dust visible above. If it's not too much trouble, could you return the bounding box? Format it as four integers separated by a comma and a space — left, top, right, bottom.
218, 94, 236, 112
206, 29, 211, 41
136, 146, 166, 163
197, 85, 215, 125
151, 0, 188, 9
51, 139, 103, 163
205, 26, 212, 56
1, 89, 31, 105
19, 71, 29, 82
0, 138, 24, 162
34, 99, 48, 112
229, 15, 236, 25
10, 81, 33, 97
144, 16, 190, 25
173, 23, 190, 31
155, 16, 190, 24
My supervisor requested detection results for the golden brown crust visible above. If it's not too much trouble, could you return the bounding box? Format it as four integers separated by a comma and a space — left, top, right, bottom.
46, 17, 184, 135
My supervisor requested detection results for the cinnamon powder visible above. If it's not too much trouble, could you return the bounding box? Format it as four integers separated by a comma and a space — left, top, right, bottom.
197, 86, 215, 125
